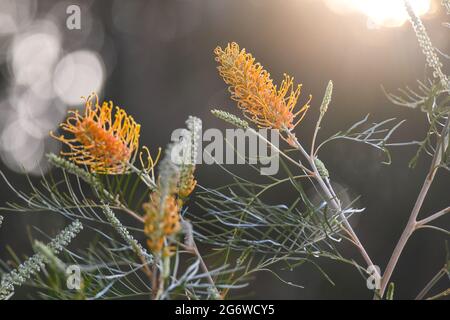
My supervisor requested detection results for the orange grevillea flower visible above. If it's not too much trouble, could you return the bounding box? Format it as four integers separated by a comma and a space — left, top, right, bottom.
51, 94, 140, 174
178, 165, 197, 199
143, 191, 181, 254
214, 42, 311, 130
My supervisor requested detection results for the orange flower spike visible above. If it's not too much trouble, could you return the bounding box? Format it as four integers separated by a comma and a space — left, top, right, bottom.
143, 192, 181, 254
51, 93, 141, 174
178, 165, 197, 200
214, 42, 311, 130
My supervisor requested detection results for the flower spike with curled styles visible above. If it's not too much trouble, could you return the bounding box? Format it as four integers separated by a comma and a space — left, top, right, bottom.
214, 42, 311, 130
143, 191, 181, 254
143, 144, 182, 255
51, 93, 141, 174
177, 116, 201, 200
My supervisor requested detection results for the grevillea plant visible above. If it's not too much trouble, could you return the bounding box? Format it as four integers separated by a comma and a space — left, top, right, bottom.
0, 0, 448, 300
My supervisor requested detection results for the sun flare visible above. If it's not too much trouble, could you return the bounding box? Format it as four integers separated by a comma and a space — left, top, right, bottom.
324, 0, 432, 27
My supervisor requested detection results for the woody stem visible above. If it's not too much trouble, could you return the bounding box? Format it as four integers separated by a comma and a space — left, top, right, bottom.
284, 129, 380, 281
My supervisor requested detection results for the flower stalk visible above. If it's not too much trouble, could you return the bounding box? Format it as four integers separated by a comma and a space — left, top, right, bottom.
379, 115, 449, 297
284, 128, 379, 280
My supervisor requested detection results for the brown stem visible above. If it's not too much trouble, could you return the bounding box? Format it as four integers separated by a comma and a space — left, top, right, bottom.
192, 241, 221, 298
416, 206, 450, 227
285, 129, 379, 279
379, 116, 449, 297
137, 252, 153, 283
415, 268, 447, 300
179, 240, 221, 298
250, 129, 314, 175
379, 162, 438, 296
115, 203, 145, 223
426, 288, 450, 300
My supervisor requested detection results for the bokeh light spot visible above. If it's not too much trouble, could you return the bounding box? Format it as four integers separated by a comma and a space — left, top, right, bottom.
53, 50, 105, 105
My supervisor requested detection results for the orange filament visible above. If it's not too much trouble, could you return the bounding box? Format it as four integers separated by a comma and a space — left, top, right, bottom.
214, 42, 311, 130
51, 93, 140, 174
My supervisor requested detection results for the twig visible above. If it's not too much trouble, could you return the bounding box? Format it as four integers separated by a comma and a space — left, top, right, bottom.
311, 117, 322, 158
179, 235, 220, 296
416, 207, 450, 227
191, 241, 221, 298
284, 128, 380, 280
249, 128, 314, 175
379, 116, 449, 297
415, 267, 447, 300
115, 203, 145, 223
426, 287, 450, 300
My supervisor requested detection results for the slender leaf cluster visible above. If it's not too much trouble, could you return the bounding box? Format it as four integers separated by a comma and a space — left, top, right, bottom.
0, 220, 83, 300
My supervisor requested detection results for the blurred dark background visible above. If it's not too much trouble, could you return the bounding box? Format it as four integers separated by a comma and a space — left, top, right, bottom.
0, 0, 448, 299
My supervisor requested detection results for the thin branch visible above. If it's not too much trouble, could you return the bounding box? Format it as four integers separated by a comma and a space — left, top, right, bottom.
416, 206, 450, 227
284, 128, 380, 281
114, 204, 145, 223
415, 267, 447, 300
249, 128, 314, 175
379, 116, 449, 297
178, 225, 221, 299
426, 288, 450, 300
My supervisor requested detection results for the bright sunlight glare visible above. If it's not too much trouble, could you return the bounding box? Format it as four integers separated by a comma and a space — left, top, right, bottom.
323, 0, 432, 27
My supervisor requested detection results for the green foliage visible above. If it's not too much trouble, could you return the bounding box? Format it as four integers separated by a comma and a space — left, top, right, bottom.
0, 0, 449, 301
0, 220, 83, 299
316, 114, 408, 164
185, 154, 367, 294
384, 79, 449, 169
